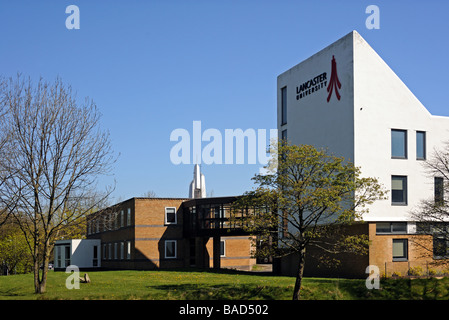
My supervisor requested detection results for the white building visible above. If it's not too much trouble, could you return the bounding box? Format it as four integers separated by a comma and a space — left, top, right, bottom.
54, 239, 101, 270
277, 30, 449, 277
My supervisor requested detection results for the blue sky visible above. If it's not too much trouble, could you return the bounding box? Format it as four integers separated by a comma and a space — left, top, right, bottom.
1, 1, 448, 202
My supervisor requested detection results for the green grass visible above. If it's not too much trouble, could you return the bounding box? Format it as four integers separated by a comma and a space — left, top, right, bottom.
0, 269, 449, 300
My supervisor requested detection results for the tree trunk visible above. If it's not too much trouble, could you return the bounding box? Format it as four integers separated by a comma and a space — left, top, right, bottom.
292, 247, 306, 300
33, 258, 40, 294
34, 243, 51, 294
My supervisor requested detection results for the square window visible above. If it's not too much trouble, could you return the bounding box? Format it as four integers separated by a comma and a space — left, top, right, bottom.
392, 239, 408, 261
165, 240, 177, 259
391, 129, 407, 159
392, 176, 407, 205
165, 207, 177, 225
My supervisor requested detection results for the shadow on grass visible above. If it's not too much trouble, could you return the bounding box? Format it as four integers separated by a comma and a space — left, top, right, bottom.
336, 277, 449, 300
149, 283, 289, 300
0, 288, 26, 298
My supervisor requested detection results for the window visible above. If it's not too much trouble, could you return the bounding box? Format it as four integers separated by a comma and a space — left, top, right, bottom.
433, 236, 448, 258
416, 131, 426, 160
391, 129, 407, 159
64, 246, 71, 267
126, 241, 131, 260
120, 210, 124, 228
281, 129, 287, 141
93, 246, 98, 267
114, 243, 118, 260
108, 243, 112, 260
127, 208, 131, 226
376, 222, 407, 234
103, 244, 107, 260
56, 246, 62, 268
435, 177, 444, 205
220, 240, 226, 257
392, 239, 408, 261
281, 86, 287, 126
392, 176, 407, 205
165, 207, 177, 225
165, 240, 177, 259
120, 242, 124, 260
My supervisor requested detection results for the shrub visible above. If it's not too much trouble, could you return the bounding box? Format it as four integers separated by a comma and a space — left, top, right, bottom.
408, 266, 424, 277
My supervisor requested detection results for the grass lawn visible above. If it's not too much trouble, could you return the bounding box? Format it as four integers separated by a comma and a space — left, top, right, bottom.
0, 269, 449, 300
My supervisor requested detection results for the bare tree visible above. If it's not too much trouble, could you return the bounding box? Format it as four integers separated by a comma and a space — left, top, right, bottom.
411, 142, 449, 264
0, 75, 115, 293
141, 190, 157, 198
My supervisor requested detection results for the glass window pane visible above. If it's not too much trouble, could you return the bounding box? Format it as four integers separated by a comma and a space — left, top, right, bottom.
392, 176, 407, 205
376, 223, 391, 233
165, 207, 176, 224
165, 241, 176, 258
433, 236, 447, 257
435, 177, 444, 205
392, 222, 407, 233
393, 239, 407, 260
392, 130, 407, 158
416, 131, 426, 159
220, 241, 225, 257
281, 87, 287, 125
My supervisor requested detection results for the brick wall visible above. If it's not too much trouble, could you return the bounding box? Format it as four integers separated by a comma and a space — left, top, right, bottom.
87, 197, 256, 271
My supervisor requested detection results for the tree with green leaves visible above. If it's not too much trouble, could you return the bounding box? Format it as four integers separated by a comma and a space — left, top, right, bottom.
234, 141, 387, 300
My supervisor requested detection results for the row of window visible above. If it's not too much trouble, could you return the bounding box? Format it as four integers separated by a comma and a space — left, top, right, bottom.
391, 129, 426, 160
88, 208, 132, 235
376, 222, 449, 259
101, 240, 226, 260
103, 241, 132, 260
388, 236, 449, 260
391, 175, 444, 205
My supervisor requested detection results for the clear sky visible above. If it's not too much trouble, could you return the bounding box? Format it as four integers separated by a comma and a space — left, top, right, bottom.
1, 1, 448, 202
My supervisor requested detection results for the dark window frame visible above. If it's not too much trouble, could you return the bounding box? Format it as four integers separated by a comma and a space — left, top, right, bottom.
435, 177, 444, 205
391, 129, 408, 159
376, 222, 407, 234
416, 131, 426, 160
392, 239, 408, 262
391, 175, 408, 206
281, 86, 287, 126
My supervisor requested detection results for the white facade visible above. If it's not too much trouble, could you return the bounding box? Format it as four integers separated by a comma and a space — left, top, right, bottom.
277, 30, 449, 223
54, 239, 101, 269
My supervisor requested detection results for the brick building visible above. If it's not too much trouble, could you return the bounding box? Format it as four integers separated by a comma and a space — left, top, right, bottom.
83, 196, 256, 271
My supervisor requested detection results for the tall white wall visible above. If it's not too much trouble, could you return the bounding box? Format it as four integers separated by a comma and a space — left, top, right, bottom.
277, 30, 449, 223
352, 31, 449, 221
277, 31, 355, 162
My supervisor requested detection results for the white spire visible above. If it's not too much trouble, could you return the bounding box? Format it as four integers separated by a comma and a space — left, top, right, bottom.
189, 164, 206, 198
